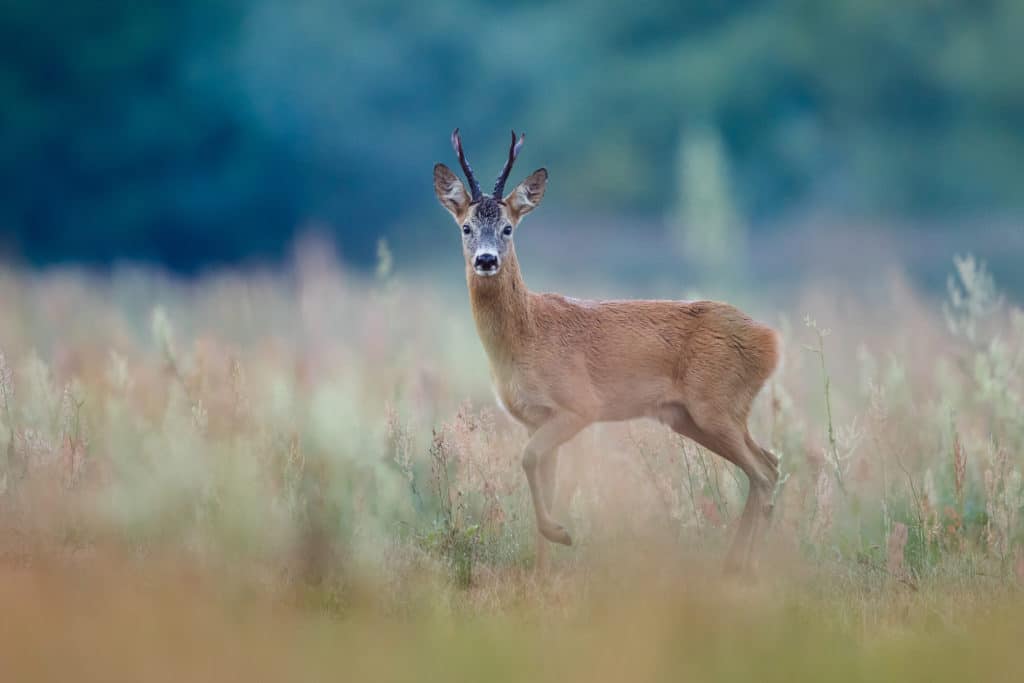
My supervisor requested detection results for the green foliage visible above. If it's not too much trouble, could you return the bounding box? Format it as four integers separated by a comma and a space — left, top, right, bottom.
2, 1, 1023, 268
670, 123, 746, 284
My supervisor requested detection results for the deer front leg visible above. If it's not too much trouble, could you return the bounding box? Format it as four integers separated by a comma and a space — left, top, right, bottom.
534, 445, 561, 573
522, 413, 586, 547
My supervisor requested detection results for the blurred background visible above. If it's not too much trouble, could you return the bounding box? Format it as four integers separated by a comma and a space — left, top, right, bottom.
1, 0, 1022, 294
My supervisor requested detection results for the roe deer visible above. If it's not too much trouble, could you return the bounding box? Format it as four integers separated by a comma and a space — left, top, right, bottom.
433, 129, 781, 574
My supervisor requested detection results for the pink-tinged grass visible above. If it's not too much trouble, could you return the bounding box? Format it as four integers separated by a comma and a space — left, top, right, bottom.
0, 249, 1021, 680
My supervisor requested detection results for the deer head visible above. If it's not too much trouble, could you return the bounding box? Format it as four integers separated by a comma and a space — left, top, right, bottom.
434, 129, 548, 277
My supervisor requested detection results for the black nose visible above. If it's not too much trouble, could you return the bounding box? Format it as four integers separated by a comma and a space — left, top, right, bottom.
475, 253, 499, 271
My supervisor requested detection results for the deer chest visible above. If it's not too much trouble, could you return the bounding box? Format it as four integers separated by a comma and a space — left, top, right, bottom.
491, 370, 550, 426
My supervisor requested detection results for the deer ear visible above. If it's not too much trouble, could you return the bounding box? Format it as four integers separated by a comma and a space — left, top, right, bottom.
434, 163, 470, 221
504, 168, 547, 221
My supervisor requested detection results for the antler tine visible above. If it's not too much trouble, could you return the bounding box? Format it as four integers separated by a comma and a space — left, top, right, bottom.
451, 128, 482, 202
493, 129, 526, 199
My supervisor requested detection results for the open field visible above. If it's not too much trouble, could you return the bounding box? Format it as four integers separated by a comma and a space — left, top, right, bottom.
0, 244, 1022, 680
3, 560, 1022, 682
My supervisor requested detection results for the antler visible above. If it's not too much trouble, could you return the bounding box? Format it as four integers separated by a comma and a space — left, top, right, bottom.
493, 130, 525, 199
451, 128, 482, 202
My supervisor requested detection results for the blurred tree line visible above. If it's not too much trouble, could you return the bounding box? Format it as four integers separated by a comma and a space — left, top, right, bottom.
1, 0, 1021, 269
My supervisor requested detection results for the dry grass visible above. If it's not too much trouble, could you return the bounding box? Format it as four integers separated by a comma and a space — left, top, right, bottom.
0, 243, 1022, 680
2, 559, 1022, 682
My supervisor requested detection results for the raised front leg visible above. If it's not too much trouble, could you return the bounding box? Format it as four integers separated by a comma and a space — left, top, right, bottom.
534, 445, 560, 573
522, 413, 587, 546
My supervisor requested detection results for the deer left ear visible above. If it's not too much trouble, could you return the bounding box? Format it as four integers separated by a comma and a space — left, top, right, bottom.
505, 168, 547, 221
434, 163, 471, 222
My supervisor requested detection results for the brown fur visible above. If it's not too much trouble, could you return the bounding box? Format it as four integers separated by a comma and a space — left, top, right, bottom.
436, 148, 780, 574
470, 261, 779, 426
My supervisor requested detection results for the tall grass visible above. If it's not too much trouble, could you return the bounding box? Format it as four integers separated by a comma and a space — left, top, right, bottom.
0, 246, 1022, 679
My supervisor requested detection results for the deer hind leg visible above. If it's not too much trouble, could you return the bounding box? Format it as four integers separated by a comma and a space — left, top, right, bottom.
747, 431, 780, 470
661, 403, 776, 574
522, 413, 587, 548
739, 430, 780, 572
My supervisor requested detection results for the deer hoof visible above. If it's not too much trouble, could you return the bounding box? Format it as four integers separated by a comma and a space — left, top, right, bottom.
541, 523, 573, 546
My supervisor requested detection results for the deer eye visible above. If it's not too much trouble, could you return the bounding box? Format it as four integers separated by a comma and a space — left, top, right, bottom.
502, 225, 513, 236
462, 225, 471, 235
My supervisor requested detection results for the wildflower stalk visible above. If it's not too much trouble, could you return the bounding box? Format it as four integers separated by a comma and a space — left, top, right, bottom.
679, 440, 703, 533
0, 349, 13, 429
696, 445, 728, 520
630, 425, 678, 531
805, 316, 846, 495
892, 444, 929, 558
0, 350, 15, 491
951, 416, 967, 514
867, 382, 891, 534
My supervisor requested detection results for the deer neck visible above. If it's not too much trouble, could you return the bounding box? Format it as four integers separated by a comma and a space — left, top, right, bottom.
466, 249, 532, 370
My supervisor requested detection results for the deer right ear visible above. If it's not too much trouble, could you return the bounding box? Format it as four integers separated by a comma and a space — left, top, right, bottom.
434, 163, 470, 222
505, 168, 547, 221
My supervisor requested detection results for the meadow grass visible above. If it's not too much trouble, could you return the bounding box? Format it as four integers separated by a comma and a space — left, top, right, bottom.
0, 245, 1021, 680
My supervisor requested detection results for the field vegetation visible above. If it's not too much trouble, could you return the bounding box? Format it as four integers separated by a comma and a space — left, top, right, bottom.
0, 243, 1022, 680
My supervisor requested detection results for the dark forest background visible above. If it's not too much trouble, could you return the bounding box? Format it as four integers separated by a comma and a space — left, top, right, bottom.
1, 1, 1022, 274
